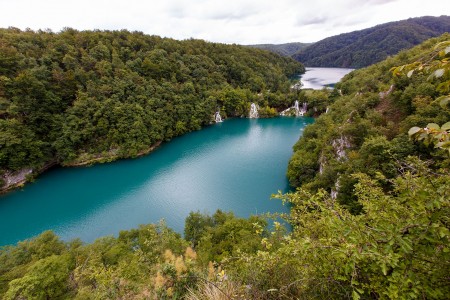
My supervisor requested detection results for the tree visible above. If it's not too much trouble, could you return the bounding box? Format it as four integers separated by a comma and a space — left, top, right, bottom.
184, 211, 214, 248
5, 255, 72, 299
392, 40, 450, 154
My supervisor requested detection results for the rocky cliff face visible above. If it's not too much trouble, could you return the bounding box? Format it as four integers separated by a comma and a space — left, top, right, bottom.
1, 168, 33, 191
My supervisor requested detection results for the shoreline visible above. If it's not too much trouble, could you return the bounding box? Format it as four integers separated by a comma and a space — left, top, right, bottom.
0, 113, 313, 195
0, 141, 163, 195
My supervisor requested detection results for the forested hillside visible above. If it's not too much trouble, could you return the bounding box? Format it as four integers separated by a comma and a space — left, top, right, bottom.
247, 42, 311, 56
0, 35, 448, 299
287, 33, 450, 211
292, 16, 450, 68
0, 28, 303, 191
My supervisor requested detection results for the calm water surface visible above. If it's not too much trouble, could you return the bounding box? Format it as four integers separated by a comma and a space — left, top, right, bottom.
0, 117, 314, 246
300, 67, 354, 89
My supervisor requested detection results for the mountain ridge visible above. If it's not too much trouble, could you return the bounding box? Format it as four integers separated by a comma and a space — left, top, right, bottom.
246, 42, 312, 56
292, 15, 450, 68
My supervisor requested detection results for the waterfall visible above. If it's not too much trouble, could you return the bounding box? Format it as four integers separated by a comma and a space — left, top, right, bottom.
279, 100, 307, 117
214, 111, 223, 123
301, 102, 308, 115
297, 101, 307, 116
249, 103, 259, 118
294, 100, 300, 116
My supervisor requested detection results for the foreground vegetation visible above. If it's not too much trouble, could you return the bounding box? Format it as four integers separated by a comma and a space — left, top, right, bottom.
0, 34, 449, 299
0, 158, 448, 299
288, 34, 450, 213
0, 28, 303, 189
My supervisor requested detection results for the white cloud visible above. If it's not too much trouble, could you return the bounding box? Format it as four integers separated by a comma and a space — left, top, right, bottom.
0, 0, 448, 44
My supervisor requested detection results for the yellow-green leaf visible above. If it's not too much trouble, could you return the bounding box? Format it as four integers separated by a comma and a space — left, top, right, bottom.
439, 96, 450, 109
441, 122, 450, 131
426, 123, 440, 130
408, 127, 421, 136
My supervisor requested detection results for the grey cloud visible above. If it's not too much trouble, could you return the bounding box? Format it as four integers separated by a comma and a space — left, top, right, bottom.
296, 15, 329, 26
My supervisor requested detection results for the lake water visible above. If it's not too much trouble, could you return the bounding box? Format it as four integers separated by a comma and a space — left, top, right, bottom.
0, 117, 314, 246
300, 67, 354, 89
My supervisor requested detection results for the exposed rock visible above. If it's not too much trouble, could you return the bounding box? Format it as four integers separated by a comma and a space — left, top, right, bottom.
319, 152, 327, 175
331, 177, 341, 200
1, 168, 33, 190
379, 84, 394, 100
332, 135, 351, 161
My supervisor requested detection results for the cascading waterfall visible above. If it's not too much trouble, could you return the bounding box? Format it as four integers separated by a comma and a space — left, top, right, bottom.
214, 111, 223, 123
299, 102, 308, 116
279, 100, 308, 117
249, 103, 259, 118
294, 100, 300, 116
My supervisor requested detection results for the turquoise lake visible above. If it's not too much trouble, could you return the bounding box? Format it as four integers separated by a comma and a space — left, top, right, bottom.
0, 117, 314, 246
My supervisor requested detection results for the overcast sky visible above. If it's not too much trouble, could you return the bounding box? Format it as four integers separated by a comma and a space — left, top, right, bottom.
0, 0, 448, 44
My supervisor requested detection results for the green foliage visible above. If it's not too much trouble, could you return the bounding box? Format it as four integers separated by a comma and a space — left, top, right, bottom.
5, 254, 73, 300
1, 160, 449, 299
287, 34, 450, 210
265, 162, 449, 299
196, 212, 267, 264
1, 29, 449, 300
185, 210, 269, 264
392, 40, 450, 155
184, 211, 214, 247
247, 42, 312, 57
0, 28, 303, 186
293, 16, 450, 68
409, 122, 450, 154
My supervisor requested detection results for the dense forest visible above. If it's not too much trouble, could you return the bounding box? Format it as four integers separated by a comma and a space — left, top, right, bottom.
247, 42, 311, 57
292, 16, 450, 68
0, 34, 448, 299
287, 34, 450, 212
0, 28, 304, 191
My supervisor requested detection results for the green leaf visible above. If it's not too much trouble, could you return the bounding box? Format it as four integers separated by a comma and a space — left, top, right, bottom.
381, 263, 387, 275
439, 96, 450, 109
418, 132, 428, 141
441, 122, 450, 131
436, 141, 450, 149
408, 127, 421, 136
407, 70, 414, 78
438, 227, 449, 238
426, 123, 440, 130
352, 290, 361, 300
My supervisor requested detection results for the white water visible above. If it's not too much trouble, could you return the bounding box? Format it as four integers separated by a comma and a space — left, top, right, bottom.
215, 111, 223, 123
294, 100, 300, 116
299, 102, 307, 116
249, 103, 259, 118
280, 100, 308, 117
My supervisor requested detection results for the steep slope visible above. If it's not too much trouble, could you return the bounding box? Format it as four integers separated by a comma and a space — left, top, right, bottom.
247, 42, 312, 56
288, 33, 450, 212
292, 15, 450, 68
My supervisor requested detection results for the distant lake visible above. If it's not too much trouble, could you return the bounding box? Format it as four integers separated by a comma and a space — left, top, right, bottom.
0, 117, 314, 246
300, 67, 354, 89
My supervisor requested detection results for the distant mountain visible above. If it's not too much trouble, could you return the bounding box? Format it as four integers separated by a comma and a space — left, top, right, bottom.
247, 42, 312, 56
292, 16, 450, 68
